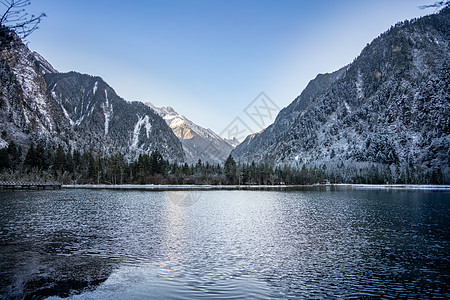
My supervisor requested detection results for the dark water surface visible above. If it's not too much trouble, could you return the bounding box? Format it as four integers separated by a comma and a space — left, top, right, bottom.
0, 189, 448, 299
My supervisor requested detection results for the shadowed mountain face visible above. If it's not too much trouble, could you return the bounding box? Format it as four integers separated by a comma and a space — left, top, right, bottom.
232, 66, 347, 162
232, 7, 450, 181
44, 73, 184, 161
145, 102, 236, 165
0, 30, 184, 162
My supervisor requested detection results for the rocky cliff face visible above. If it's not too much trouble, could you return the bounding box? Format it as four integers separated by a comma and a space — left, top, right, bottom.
145, 102, 235, 164
0, 32, 63, 150
0, 30, 185, 162
232, 8, 450, 181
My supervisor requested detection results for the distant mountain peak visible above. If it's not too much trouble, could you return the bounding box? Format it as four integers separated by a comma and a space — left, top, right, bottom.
144, 101, 236, 164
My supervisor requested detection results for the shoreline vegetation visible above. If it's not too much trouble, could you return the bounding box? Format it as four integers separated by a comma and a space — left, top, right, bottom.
1, 142, 447, 186
62, 184, 450, 191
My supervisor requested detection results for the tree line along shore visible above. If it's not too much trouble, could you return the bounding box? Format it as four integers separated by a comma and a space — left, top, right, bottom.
0, 141, 447, 185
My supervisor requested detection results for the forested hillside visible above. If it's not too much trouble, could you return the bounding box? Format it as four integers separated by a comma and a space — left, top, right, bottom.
233, 7, 449, 184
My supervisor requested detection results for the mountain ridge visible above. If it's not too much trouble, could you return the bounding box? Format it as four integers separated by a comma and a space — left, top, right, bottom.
145, 101, 236, 164
0, 30, 185, 162
232, 7, 450, 183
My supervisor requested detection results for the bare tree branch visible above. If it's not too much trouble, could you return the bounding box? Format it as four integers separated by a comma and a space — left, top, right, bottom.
0, 0, 46, 39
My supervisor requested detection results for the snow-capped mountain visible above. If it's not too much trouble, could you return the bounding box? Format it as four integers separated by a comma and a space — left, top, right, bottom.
145, 102, 236, 164
232, 7, 449, 182
0, 30, 185, 161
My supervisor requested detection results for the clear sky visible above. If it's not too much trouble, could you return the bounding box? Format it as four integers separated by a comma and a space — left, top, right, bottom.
26, 0, 439, 136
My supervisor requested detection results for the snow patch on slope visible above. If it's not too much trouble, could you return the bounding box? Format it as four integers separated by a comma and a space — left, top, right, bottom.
344, 101, 352, 113
75, 116, 85, 126
0, 138, 8, 149
131, 115, 152, 149
32, 51, 58, 74
157, 107, 224, 142
93, 81, 98, 95
356, 69, 364, 99
11, 45, 54, 132
101, 90, 113, 135
167, 115, 186, 129
60, 103, 74, 126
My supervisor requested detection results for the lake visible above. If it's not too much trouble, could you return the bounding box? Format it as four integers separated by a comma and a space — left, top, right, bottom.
0, 189, 448, 298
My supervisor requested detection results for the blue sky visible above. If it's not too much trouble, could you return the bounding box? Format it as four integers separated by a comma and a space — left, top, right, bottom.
26, 0, 439, 136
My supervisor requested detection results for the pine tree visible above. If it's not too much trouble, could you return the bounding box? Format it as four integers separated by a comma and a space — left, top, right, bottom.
24, 144, 36, 168
224, 154, 237, 184
54, 146, 66, 174
0, 147, 9, 170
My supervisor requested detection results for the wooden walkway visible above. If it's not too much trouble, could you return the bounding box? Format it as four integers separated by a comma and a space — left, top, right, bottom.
0, 181, 62, 190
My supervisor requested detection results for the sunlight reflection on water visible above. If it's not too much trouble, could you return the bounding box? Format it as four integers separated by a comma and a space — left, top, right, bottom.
1, 189, 448, 298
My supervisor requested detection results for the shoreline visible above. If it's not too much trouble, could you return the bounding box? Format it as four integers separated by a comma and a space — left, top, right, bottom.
62, 184, 450, 191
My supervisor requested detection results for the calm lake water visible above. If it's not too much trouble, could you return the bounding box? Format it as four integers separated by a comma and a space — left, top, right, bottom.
0, 189, 449, 299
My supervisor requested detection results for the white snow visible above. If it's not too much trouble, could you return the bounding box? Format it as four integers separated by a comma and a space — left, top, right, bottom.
62, 184, 450, 191
75, 116, 85, 126
131, 115, 152, 149
32, 51, 58, 74
11, 46, 54, 132
101, 90, 113, 135
145, 101, 224, 141
344, 101, 352, 113
0, 138, 8, 149
143, 101, 235, 163
356, 70, 364, 99
60, 103, 74, 126
88, 105, 95, 116
169, 116, 186, 129
144, 118, 152, 138
51, 83, 57, 90
93, 81, 98, 95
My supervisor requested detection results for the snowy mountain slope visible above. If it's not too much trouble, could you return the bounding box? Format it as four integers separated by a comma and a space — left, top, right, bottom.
32, 51, 58, 75
0, 30, 185, 161
145, 102, 235, 164
45, 73, 185, 161
232, 8, 450, 182
0, 31, 66, 150
232, 66, 347, 162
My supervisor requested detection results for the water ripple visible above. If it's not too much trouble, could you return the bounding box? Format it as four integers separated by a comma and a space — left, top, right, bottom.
0, 189, 448, 298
